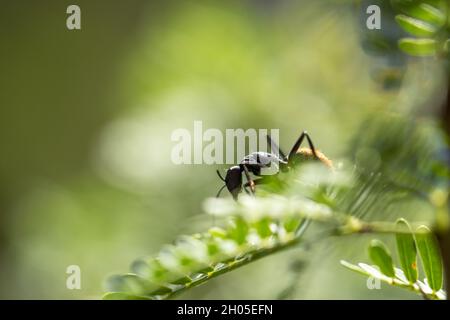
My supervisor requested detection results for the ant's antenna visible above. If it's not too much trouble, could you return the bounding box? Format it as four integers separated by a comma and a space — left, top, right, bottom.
216, 170, 226, 182
288, 131, 318, 160
266, 134, 287, 161
216, 185, 226, 198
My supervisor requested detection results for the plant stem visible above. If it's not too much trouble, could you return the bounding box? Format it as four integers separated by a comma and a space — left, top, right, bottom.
159, 237, 304, 299
160, 218, 424, 299
126, 216, 443, 300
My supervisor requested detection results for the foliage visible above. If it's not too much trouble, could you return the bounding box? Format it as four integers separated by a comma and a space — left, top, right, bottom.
341, 219, 446, 299
103, 111, 449, 299
393, 0, 449, 57
102, 1, 450, 300
103, 196, 324, 299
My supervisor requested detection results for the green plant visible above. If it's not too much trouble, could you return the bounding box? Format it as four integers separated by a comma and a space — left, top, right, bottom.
341, 219, 446, 300
102, 0, 450, 299
103, 112, 449, 299
393, 0, 449, 57
103, 196, 319, 300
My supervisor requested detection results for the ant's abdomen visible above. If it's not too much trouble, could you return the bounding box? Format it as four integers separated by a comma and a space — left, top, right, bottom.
293, 148, 334, 168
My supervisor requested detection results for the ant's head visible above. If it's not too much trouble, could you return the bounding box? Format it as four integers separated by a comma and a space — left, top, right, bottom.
216, 166, 242, 200
251, 152, 288, 174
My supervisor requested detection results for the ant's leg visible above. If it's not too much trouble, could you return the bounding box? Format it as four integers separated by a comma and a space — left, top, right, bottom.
242, 165, 255, 194
288, 131, 318, 163
266, 134, 287, 161
242, 176, 274, 195
304, 132, 318, 158
243, 178, 269, 190
216, 170, 226, 182
216, 185, 226, 198
244, 177, 287, 195
288, 132, 306, 162
243, 182, 257, 196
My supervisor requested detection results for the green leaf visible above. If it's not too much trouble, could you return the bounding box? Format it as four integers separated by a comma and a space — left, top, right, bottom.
398, 38, 436, 56
340, 260, 369, 276
406, 4, 446, 28
255, 218, 273, 238
368, 239, 395, 277
395, 219, 418, 283
283, 217, 301, 233
103, 292, 151, 300
105, 274, 159, 296
415, 226, 443, 292
229, 217, 249, 245
358, 262, 393, 282
395, 15, 438, 37
444, 39, 450, 52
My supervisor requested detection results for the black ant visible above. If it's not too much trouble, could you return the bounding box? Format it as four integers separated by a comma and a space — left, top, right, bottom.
216, 131, 332, 199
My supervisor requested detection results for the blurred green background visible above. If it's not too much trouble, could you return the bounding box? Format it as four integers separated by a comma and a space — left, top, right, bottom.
0, 0, 446, 299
